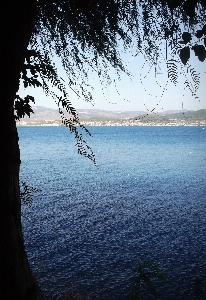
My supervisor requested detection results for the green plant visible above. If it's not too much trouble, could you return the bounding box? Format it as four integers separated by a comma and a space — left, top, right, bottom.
131, 259, 166, 299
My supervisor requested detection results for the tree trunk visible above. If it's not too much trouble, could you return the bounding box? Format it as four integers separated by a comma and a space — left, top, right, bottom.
0, 1, 46, 299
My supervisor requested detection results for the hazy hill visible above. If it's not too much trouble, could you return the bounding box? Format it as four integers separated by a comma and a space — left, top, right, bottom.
133, 109, 206, 123
25, 106, 200, 121
29, 106, 147, 120
17, 106, 206, 126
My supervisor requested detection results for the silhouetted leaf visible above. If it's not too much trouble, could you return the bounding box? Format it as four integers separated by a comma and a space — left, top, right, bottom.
182, 32, 192, 44
20, 182, 41, 207
196, 30, 204, 38
180, 46, 190, 64
189, 67, 200, 93
192, 44, 206, 62
167, 59, 178, 85
14, 95, 35, 120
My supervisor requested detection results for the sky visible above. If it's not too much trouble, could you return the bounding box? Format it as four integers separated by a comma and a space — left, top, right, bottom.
18, 46, 206, 113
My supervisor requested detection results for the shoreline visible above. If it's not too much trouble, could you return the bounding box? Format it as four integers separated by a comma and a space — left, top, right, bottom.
17, 123, 206, 127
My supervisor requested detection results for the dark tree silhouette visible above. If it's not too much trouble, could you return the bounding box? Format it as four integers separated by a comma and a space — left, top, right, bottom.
0, 1, 205, 299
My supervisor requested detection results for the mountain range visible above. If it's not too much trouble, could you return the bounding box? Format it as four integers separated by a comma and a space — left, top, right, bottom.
25, 106, 205, 121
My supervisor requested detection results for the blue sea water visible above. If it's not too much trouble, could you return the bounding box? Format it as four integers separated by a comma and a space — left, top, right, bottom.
18, 126, 206, 299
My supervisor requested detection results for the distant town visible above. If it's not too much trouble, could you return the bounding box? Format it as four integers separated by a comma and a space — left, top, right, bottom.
16, 106, 206, 127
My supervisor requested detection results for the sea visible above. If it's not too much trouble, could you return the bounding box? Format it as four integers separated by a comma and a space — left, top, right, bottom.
18, 126, 206, 300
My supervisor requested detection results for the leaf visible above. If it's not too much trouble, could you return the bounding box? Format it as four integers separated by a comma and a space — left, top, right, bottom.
14, 95, 35, 120
196, 30, 203, 38
192, 45, 206, 62
181, 32, 192, 44
189, 67, 200, 93
167, 59, 178, 85
24, 95, 35, 104
180, 46, 190, 64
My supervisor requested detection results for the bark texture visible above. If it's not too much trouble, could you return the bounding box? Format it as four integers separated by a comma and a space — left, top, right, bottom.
0, 1, 46, 299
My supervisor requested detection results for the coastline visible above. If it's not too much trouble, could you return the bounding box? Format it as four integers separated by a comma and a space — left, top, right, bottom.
16, 119, 206, 127
16, 108, 206, 127
16, 121, 206, 127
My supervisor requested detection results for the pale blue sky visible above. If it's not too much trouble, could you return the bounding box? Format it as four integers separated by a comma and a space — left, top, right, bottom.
18, 48, 206, 112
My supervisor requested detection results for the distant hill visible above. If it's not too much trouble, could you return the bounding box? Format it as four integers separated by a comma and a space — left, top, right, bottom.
133, 109, 206, 122
29, 106, 147, 120
17, 106, 206, 126
165, 109, 206, 120
24, 106, 199, 121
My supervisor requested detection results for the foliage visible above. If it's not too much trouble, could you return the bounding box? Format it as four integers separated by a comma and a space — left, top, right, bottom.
131, 258, 166, 299
15, 0, 206, 162
17, 48, 96, 162
14, 95, 35, 120
179, 24, 206, 65
20, 181, 42, 207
